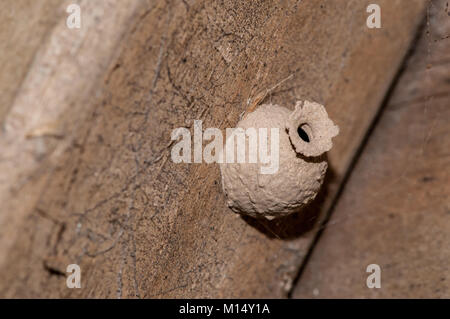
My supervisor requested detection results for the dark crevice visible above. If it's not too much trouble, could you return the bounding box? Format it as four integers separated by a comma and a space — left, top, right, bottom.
43, 263, 66, 277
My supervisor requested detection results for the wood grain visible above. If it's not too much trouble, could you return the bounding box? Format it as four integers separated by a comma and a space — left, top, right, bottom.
0, 0, 426, 297
0, 0, 61, 123
293, 0, 450, 298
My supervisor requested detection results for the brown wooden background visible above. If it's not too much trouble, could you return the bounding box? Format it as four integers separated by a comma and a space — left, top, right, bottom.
0, 0, 448, 298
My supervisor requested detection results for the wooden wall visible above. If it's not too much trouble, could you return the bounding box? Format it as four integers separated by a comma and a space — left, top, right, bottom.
1, 0, 444, 298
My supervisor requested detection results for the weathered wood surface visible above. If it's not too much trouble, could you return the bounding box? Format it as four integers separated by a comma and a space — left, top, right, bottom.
293, 0, 450, 298
0, 0, 61, 123
0, 0, 426, 297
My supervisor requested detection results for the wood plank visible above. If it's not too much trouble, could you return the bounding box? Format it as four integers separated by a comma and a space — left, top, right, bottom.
0, 0, 426, 297
293, 0, 450, 298
0, 0, 61, 123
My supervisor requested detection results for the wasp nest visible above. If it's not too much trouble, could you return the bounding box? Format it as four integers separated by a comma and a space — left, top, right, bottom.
220, 101, 339, 220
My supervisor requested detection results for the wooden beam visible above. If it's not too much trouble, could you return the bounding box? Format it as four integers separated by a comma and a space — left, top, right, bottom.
0, 0, 426, 297
293, 0, 449, 298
